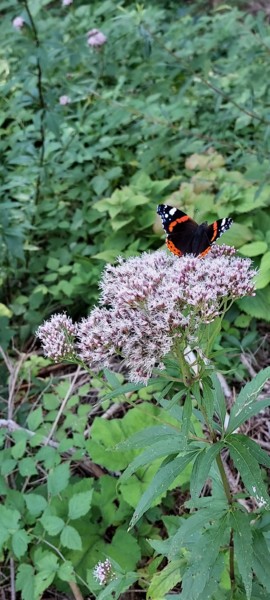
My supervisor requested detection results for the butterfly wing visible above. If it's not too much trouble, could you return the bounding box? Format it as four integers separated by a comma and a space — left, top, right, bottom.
157, 204, 198, 256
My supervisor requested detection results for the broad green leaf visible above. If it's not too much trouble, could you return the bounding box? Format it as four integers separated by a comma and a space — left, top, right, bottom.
231, 509, 252, 599
129, 451, 198, 528
225, 436, 270, 507
239, 241, 268, 257
27, 407, 43, 431
190, 442, 223, 498
147, 560, 182, 600
12, 529, 30, 559
68, 490, 93, 520
121, 436, 187, 483
57, 561, 76, 582
40, 515, 65, 536
238, 289, 270, 322
18, 457, 38, 477
60, 525, 82, 550
0, 506, 20, 532
24, 493, 47, 516
227, 367, 270, 433
47, 462, 70, 496
202, 380, 215, 423
16, 564, 35, 600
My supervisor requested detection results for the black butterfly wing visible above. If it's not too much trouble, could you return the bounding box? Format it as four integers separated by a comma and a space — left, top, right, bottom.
157, 204, 198, 256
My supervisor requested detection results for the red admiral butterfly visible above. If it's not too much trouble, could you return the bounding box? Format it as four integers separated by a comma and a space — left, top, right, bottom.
157, 204, 233, 258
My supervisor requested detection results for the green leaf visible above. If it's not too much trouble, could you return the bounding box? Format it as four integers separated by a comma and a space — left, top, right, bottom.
239, 241, 268, 257
212, 374, 227, 428
60, 525, 82, 550
229, 435, 270, 469
231, 509, 253, 599
252, 530, 270, 592
182, 393, 192, 440
12, 529, 30, 559
57, 561, 76, 582
117, 425, 180, 450
16, 564, 35, 600
190, 442, 223, 498
227, 367, 270, 433
121, 436, 187, 483
24, 493, 47, 516
27, 407, 43, 431
18, 457, 38, 477
68, 490, 93, 520
40, 515, 65, 536
179, 517, 229, 600
169, 503, 228, 560
47, 462, 70, 496
0, 506, 20, 533
225, 436, 270, 507
129, 451, 198, 528
147, 559, 182, 599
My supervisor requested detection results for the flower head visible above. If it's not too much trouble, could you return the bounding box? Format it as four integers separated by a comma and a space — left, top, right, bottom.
59, 95, 71, 105
62, 0, 73, 5
36, 314, 77, 362
87, 29, 107, 47
76, 247, 256, 382
13, 16, 25, 30
37, 247, 256, 383
93, 559, 114, 585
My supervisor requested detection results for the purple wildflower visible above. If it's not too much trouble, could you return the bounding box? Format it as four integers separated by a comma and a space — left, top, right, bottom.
59, 95, 71, 105
36, 314, 77, 362
62, 0, 73, 5
13, 16, 25, 30
93, 559, 114, 585
87, 29, 107, 48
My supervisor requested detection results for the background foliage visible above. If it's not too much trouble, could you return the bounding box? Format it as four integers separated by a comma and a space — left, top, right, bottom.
1, 0, 270, 598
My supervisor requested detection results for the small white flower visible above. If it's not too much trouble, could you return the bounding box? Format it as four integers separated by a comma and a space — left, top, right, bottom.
87, 29, 107, 47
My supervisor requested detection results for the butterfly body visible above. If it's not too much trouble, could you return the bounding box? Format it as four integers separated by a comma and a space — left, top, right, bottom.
157, 204, 233, 258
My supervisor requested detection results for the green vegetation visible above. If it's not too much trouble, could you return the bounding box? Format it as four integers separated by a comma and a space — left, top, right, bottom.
1, 1, 270, 599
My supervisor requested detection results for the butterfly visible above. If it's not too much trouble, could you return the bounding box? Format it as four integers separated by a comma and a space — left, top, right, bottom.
157, 204, 233, 257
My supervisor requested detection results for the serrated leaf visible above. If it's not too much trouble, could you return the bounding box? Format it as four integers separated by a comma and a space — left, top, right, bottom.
121, 436, 187, 483
57, 561, 76, 582
182, 393, 192, 439
27, 407, 43, 431
68, 490, 93, 520
47, 462, 70, 496
129, 450, 198, 528
190, 442, 223, 498
229, 435, 270, 469
179, 517, 229, 600
231, 509, 253, 599
24, 493, 47, 516
169, 504, 228, 560
12, 529, 30, 558
16, 564, 35, 600
227, 367, 270, 433
226, 436, 270, 507
117, 424, 180, 450
252, 530, 270, 592
40, 515, 65, 536
147, 559, 182, 599
60, 525, 82, 550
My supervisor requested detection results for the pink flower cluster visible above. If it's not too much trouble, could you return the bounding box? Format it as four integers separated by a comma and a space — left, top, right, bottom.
87, 29, 107, 48
13, 16, 25, 30
37, 247, 255, 383
93, 559, 114, 585
36, 313, 77, 362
